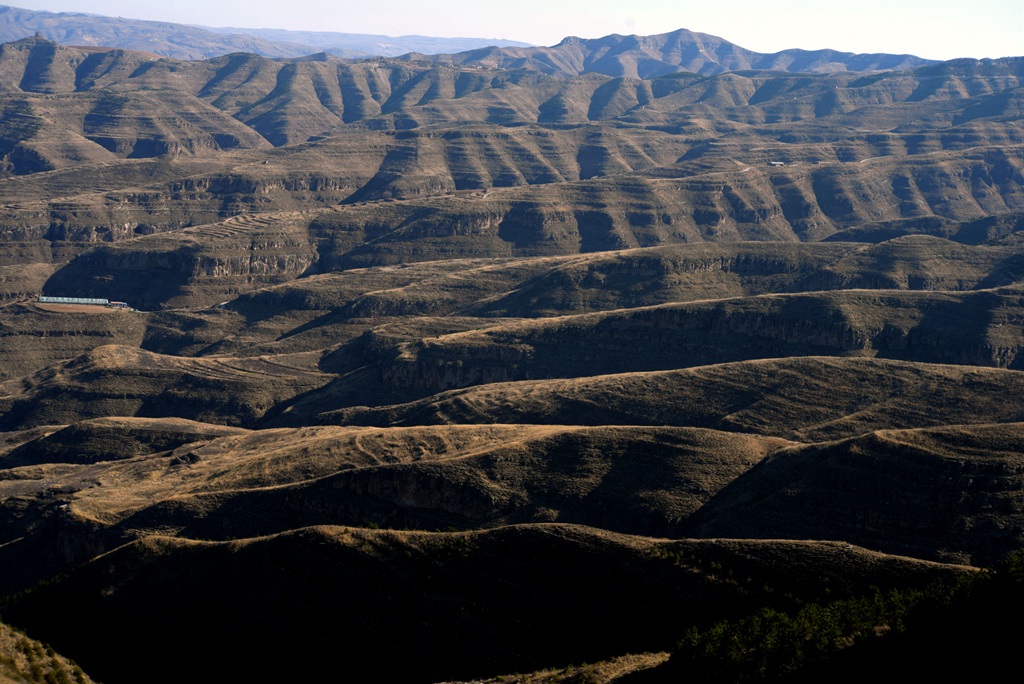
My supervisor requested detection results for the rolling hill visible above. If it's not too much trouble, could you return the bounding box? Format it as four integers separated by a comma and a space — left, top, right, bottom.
0, 21, 1020, 684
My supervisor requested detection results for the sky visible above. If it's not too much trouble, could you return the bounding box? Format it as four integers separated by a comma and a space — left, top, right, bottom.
8, 0, 1024, 60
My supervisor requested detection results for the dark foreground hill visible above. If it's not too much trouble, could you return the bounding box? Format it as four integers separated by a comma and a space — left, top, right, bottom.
6, 525, 969, 684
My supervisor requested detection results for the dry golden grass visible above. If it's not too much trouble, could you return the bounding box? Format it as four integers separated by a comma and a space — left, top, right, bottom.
0, 344, 333, 429
55, 423, 558, 524
436, 651, 670, 683
0, 620, 93, 684
332, 356, 1024, 442
2, 422, 785, 540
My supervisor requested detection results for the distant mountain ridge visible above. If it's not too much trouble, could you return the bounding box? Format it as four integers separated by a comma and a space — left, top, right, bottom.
0, 4, 942, 76
404, 28, 939, 78
204, 26, 534, 58
0, 4, 532, 59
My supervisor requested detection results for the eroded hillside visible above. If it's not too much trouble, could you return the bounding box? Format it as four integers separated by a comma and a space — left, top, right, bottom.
0, 33, 1022, 684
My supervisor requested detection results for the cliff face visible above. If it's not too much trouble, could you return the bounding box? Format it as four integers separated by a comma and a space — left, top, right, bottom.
0, 60, 1020, 309
332, 151, 1024, 267
0, 171, 363, 244
43, 212, 321, 308
0, 42, 1020, 270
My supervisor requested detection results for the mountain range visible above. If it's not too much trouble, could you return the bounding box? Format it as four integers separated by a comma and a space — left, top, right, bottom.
0, 11, 1021, 684
0, 4, 533, 59
411, 29, 936, 78
0, 3, 938, 76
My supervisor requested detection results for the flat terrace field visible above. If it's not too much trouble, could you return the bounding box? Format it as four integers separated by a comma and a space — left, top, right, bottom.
32, 302, 129, 314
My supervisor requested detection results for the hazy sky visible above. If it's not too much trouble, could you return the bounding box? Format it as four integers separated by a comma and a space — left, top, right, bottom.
9, 0, 1023, 60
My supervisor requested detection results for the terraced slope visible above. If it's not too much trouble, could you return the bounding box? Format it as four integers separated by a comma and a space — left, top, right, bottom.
3, 424, 785, 539
0, 41, 1017, 308
324, 357, 1024, 440
0, 345, 331, 429
0, 37, 1013, 161
32, 151, 1024, 308
5, 414, 1016, 567
367, 287, 1024, 392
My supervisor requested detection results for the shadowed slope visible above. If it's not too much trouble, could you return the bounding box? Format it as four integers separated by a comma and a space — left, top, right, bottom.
0, 423, 777, 598
0, 39, 1015, 166
685, 423, 1024, 565
0, 47, 1017, 292
0, 416, 247, 468
6, 525, 969, 684
32, 144, 1024, 312
366, 286, 1024, 393
0, 345, 331, 429
790, 235, 1024, 291
0, 21, 1019, 684
42, 210, 323, 309
325, 357, 1024, 442
27, 237, 1012, 370
188, 238, 1021, 360
0, 423, 781, 569
466, 237, 1024, 317
0, 301, 150, 380
44, 425, 788, 540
